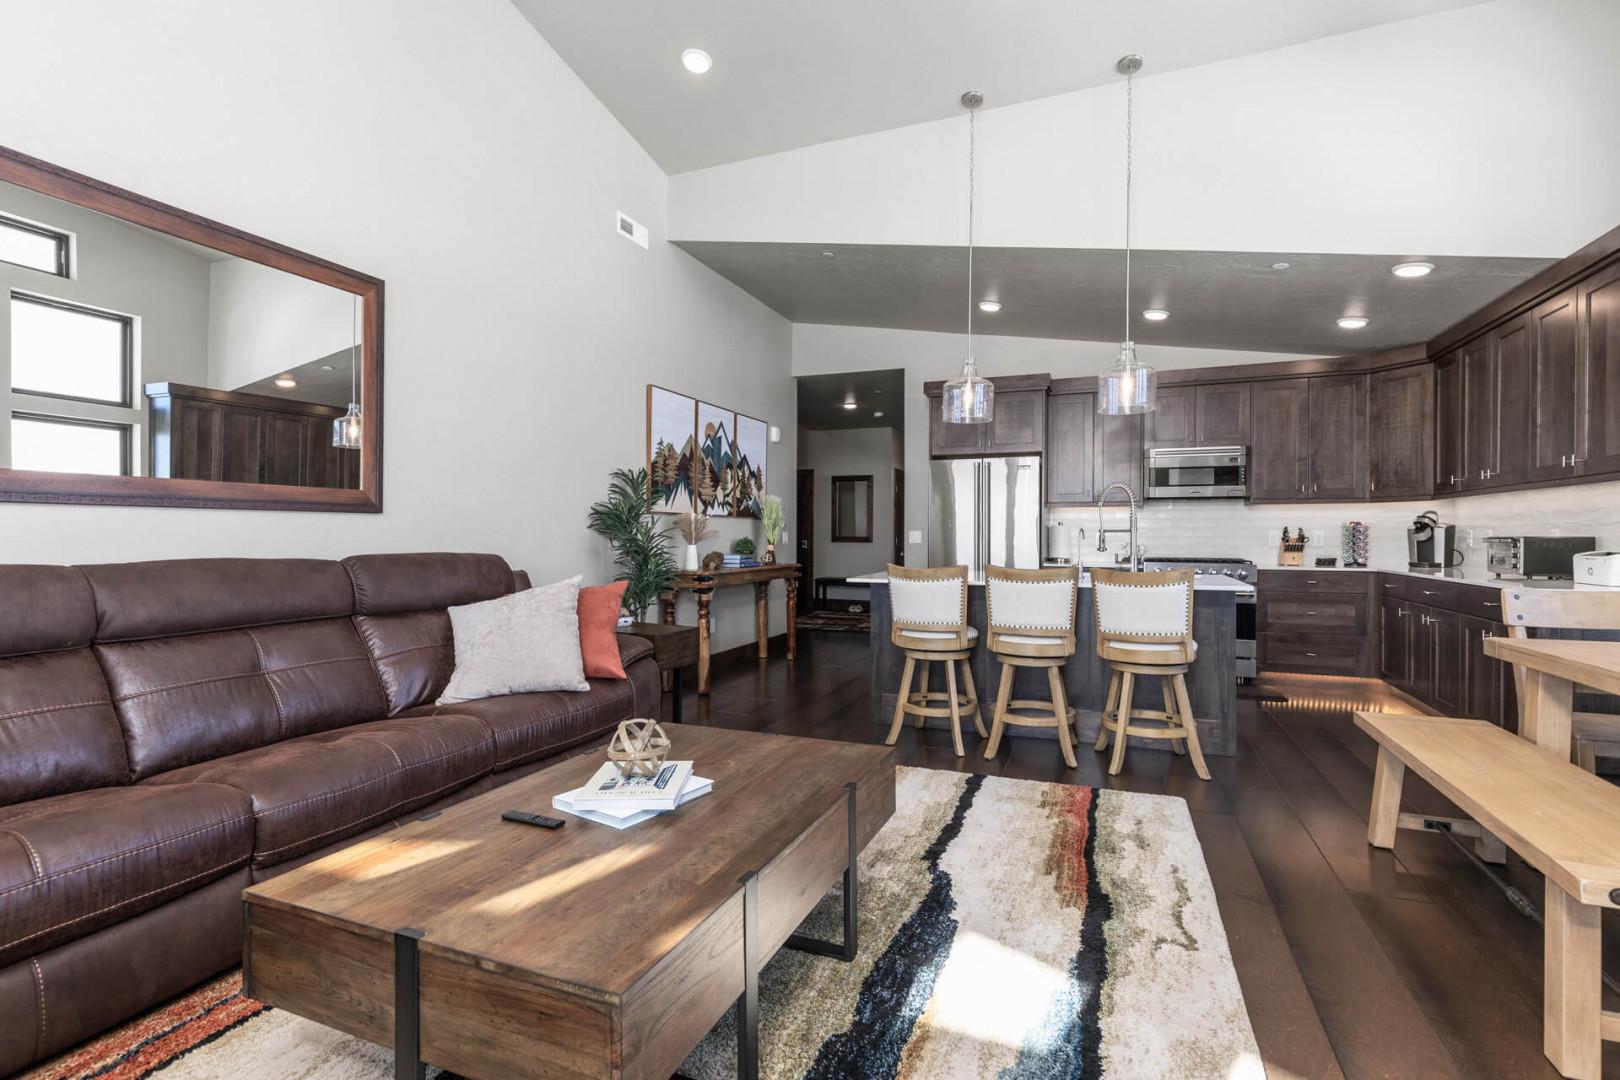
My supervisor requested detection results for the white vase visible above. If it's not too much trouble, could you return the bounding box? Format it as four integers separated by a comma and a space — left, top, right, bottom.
683, 544, 700, 571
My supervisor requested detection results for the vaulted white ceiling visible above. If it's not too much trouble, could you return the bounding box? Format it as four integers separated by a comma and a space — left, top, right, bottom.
511, 0, 1490, 174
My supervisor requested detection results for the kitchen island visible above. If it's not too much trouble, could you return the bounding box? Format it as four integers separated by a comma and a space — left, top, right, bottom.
858, 572, 1251, 757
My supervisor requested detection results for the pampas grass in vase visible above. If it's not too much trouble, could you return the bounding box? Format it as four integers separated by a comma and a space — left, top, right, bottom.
761, 495, 784, 563
673, 510, 715, 571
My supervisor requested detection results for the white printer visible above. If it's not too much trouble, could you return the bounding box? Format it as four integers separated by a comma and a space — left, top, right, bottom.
1572, 551, 1620, 588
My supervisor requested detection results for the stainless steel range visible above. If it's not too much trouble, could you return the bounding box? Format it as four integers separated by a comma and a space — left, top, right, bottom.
1141, 556, 1257, 682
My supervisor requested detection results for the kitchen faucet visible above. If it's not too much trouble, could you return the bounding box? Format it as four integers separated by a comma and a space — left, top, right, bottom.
1096, 482, 1142, 572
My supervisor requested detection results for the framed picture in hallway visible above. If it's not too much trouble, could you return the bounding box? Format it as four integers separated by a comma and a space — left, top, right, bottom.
647, 386, 696, 514
695, 402, 736, 517
733, 413, 768, 518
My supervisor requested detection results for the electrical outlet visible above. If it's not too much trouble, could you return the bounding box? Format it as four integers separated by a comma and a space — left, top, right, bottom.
908, 530, 922, 544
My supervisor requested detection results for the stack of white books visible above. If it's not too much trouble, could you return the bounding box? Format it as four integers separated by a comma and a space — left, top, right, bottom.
552, 760, 713, 829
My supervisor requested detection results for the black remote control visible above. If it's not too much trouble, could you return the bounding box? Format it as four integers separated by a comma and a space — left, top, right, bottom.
502, 810, 565, 829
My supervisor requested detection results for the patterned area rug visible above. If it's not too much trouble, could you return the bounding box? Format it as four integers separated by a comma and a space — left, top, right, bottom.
25, 769, 1259, 1080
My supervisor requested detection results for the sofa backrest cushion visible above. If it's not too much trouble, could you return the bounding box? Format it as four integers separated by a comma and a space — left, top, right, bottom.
0, 567, 129, 805
82, 558, 354, 642
96, 618, 387, 780
344, 553, 516, 715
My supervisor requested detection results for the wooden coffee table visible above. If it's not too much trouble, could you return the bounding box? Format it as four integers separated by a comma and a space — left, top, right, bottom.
242, 725, 895, 1080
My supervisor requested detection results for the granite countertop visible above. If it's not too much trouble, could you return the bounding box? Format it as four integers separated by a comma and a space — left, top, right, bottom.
845, 571, 1255, 594
1259, 564, 1612, 592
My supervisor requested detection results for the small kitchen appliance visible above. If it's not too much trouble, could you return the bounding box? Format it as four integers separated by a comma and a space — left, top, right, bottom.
1407, 512, 1459, 570
1486, 535, 1600, 579
1144, 446, 1248, 499
1573, 551, 1620, 587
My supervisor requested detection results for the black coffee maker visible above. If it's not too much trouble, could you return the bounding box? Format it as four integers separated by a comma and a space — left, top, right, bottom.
1408, 511, 1460, 569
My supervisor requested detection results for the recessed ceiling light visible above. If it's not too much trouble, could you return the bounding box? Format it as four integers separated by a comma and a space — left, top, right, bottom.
1141, 308, 1169, 321
1337, 316, 1370, 330
978, 300, 1002, 313
273, 375, 298, 388
842, 400, 858, 410
320, 364, 335, 371
681, 48, 712, 74
1392, 261, 1435, 278
821, 251, 835, 258
1271, 261, 1291, 270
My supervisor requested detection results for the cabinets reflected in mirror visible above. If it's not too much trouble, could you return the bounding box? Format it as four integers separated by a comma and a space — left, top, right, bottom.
831, 475, 873, 542
0, 146, 382, 511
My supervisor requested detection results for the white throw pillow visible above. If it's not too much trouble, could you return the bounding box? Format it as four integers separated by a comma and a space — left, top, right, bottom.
437, 575, 588, 704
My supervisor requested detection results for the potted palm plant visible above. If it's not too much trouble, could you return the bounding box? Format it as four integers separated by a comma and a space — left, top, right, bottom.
587, 467, 677, 621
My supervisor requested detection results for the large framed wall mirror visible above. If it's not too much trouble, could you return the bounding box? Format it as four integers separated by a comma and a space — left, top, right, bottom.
0, 145, 383, 511
830, 475, 873, 542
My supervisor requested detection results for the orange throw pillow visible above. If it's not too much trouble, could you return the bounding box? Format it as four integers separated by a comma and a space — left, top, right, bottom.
578, 581, 629, 680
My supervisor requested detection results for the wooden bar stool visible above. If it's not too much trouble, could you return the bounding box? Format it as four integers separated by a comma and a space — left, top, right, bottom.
884, 564, 986, 757
1499, 586, 1620, 772
982, 565, 1081, 767
1092, 568, 1210, 780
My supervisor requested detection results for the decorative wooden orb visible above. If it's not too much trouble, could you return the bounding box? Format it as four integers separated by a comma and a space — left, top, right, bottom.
606, 719, 671, 778
701, 551, 725, 573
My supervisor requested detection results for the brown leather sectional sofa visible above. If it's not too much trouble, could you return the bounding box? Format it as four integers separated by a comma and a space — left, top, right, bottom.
0, 552, 659, 1074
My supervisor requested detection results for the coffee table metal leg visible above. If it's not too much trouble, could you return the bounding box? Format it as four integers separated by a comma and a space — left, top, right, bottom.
394, 927, 427, 1080
784, 782, 859, 962
737, 870, 760, 1080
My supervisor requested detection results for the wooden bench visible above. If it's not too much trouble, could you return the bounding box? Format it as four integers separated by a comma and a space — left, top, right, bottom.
1357, 711, 1620, 1079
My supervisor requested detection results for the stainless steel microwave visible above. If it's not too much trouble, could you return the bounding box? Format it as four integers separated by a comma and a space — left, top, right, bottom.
1144, 446, 1248, 499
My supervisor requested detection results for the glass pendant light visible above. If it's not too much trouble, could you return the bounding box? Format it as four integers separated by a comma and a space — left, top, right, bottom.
942, 90, 993, 425
333, 295, 363, 449
1098, 55, 1157, 416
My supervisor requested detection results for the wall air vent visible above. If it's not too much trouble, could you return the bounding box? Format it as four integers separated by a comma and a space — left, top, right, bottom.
616, 211, 649, 249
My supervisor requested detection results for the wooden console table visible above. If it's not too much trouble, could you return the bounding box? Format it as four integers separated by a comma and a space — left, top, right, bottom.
660, 563, 800, 694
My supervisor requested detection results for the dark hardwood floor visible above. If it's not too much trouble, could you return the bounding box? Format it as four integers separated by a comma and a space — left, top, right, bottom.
676, 631, 1620, 1080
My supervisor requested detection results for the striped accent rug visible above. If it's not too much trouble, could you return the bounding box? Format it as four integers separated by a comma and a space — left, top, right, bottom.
25, 769, 1259, 1080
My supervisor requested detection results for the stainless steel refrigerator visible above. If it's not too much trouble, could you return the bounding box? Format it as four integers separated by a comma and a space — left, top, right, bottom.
927, 456, 1043, 577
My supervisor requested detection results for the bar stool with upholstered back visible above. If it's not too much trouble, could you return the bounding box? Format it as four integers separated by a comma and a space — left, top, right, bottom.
884, 564, 987, 757
1499, 585, 1620, 772
1091, 567, 1210, 780
982, 565, 1081, 767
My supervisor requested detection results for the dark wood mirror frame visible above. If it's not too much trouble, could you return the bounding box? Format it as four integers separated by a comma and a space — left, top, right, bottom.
830, 474, 874, 542
0, 145, 384, 512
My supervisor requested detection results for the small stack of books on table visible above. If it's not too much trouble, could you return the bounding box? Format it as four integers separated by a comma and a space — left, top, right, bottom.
722, 554, 760, 569
553, 760, 712, 829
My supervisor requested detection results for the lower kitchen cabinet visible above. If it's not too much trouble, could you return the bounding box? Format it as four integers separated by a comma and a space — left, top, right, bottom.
1379, 595, 1410, 687
1409, 604, 1464, 715
1257, 571, 1374, 676
1461, 615, 1516, 728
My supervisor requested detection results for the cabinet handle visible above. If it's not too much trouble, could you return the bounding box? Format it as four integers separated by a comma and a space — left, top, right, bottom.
1482, 601, 1498, 608
1397, 609, 1408, 617
1448, 474, 1459, 485
1306, 610, 1318, 615
1383, 583, 1397, 589
1313, 482, 1319, 494
1480, 629, 1493, 641
1422, 589, 1438, 595
1305, 652, 1318, 657
1305, 579, 1318, 584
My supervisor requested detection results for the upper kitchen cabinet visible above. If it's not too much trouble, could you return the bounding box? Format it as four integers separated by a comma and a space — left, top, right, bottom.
1368, 364, 1433, 499
1144, 385, 1195, 447
1250, 379, 1309, 500
1308, 373, 1369, 500
1488, 313, 1533, 488
1581, 260, 1620, 476
1095, 411, 1144, 503
927, 384, 1047, 457
1146, 382, 1250, 448
1460, 335, 1496, 490
1045, 392, 1096, 505
1434, 352, 1464, 494
1528, 287, 1582, 482
1195, 383, 1252, 447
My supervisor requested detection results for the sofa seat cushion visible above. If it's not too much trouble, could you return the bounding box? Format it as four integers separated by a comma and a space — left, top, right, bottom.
0, 784, 253, 966
146, 715, 494, 868
402, 677, 641, 773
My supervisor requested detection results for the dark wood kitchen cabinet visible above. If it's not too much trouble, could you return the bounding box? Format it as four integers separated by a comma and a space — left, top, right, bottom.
1528, 287, 1582, 482
147, 383, 357, 489
1380, 595, 1410, 688
1469, 312, 1532, 489
1461, 614, 1514, 728
1434, 351, 1464, 494
1144, 385, 1195, 447
928, 389, 1044, 456
1094, 411, 1144, 504
1249, 379, 1309, 500
1045, 392, 1096, 504
1408, 603, 1464, 715
1460, 336, 1496, 490
1368, 364, 1432, 499
1257, 571, 1373, 676
1578, 261, 1620, 477
1308, 373, 1369, 500
1195, 383, 1251, 447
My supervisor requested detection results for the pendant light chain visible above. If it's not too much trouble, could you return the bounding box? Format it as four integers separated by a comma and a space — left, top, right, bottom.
1123, 64, 1133, 345
966, 101, 976, 360
941, 90, 993, 425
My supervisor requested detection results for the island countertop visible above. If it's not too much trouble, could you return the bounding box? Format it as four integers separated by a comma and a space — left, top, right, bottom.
846, 571, 1255, 593
867, 576, 1241, 758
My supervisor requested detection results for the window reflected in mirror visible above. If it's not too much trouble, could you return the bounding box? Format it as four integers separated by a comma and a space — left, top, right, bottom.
1, 175, 364, 491
831, 475, 873, 542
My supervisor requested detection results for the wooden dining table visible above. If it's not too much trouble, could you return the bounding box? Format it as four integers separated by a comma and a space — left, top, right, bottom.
1483, 638, 1620, 756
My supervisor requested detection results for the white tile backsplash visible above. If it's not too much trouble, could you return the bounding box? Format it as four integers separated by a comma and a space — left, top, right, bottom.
1047, 479, 1620, 573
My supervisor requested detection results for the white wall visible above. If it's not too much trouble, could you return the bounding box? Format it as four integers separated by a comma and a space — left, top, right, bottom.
0, 0, 794, 654
671, 0, 1620, 259
799, 426, 901, 579
0, 181, 211, 472
793, 322, 1321, 565
206, 259, 355, 392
